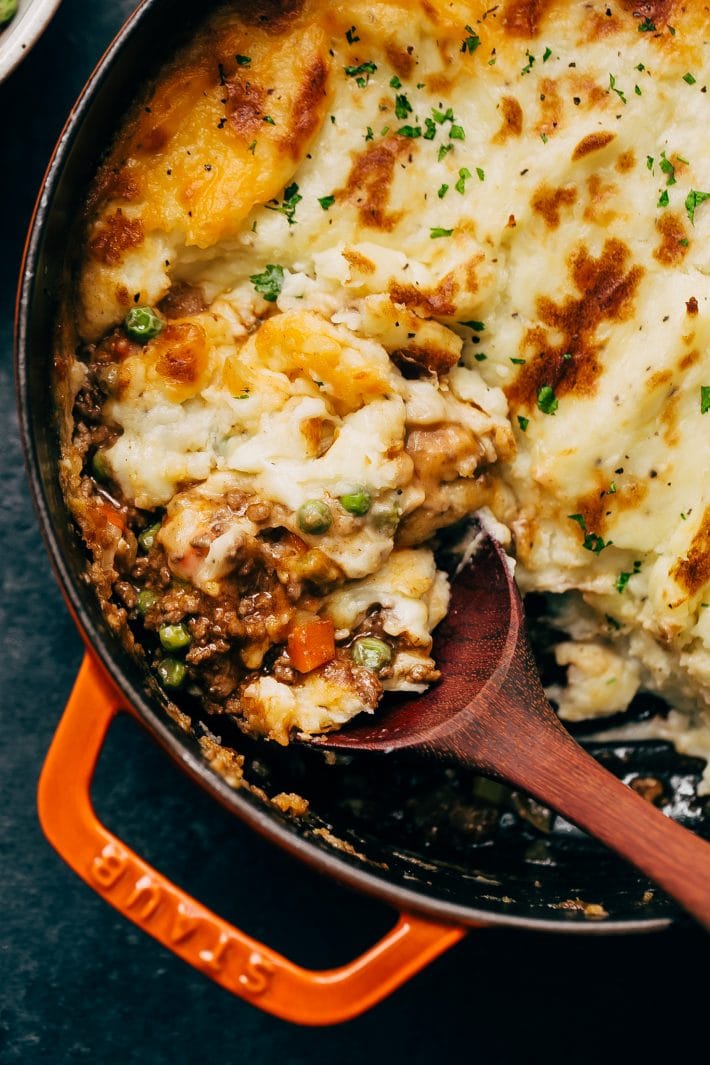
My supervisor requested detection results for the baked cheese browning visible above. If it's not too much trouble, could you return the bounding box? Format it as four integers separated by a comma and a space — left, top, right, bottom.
530, 183, 577, 229
507, 239, 645, 412
493, 96, 524, 143
501, 0, 557, 38
90, 210, 144, 266
653, 212, 690, 266
79, 8, 334, 339
337, 135, 412, 231
60, 0, 710, 778
671, 507, 710, 598
571, 132, 616, 162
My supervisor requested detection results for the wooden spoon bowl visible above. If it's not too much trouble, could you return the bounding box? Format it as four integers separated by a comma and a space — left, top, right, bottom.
305, 528, 710, 930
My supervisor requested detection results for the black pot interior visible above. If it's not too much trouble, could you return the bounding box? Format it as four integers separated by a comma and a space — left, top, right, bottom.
17, 0, 710, 933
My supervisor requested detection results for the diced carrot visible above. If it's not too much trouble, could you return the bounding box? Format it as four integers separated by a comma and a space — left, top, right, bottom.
99, 501, 125, 532
287, 617, 335, 674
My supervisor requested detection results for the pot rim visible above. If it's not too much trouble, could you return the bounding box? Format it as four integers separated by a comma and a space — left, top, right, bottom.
14, 0, 674, 936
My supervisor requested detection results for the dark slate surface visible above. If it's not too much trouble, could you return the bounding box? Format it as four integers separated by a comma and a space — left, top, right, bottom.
0, 2, 706, 1061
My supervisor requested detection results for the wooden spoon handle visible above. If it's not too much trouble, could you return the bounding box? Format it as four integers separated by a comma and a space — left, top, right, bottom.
476, 714, 710, 930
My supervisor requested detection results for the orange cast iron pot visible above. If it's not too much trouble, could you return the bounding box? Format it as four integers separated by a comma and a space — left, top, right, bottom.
15, 0, 681, 1028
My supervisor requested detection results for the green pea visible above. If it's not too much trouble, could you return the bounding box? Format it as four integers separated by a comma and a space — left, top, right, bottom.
297, 499, 332, 535
124, 306, 164, 342
339, 487, 371, 516
156, 657, 187, 689
138, 521, 161, 553
91, 449, 110, 483
137, 589, 159, 615
351, 636, 393, 672
370, 501, 400, 533
159, 622, 192, 652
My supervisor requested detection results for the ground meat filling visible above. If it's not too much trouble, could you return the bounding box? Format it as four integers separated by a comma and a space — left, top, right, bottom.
65, 310, 477, 743
110, 528, 420, 729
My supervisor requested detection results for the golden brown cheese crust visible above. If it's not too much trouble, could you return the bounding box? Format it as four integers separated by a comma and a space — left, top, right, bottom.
87, 5, 332, 251
506, 239, 645, 411
59, 0, 710, 773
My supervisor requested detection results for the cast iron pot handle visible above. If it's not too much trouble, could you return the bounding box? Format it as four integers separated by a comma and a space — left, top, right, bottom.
38, 653, 466, 1025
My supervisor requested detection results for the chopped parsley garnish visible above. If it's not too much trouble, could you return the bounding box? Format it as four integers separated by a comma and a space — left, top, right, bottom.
638, 17, 656, 31
517, 415, 529, 432
562, 351, 573, 360
646, 155, 654, 171
542, 46, 552, 62
433, 107, 454, 124
438, 183, 449, 198
249, 264, 284, 302
521, 50, 535, 75
265, 182, 302, 225
540, 132, 549, 143
615, 561, 641, 593
397, 125, 421, 138
659, 151, 676, 185
462, 320, 485, 331
658, 189, 670, 208
248, 140, 257, 154
510, 357, 526, 365
450, 124, 465, 140
685, 189, 710, 224
474, 352, 488, 361
683, 72, 697, 85
236, 54, 251, 65
455, 167, 471, 193
390, 75, 402, 89
609, 73, 626, 104
262, 115, 275, 125
395, 93, 412, 119
537, 384, 558, 415
636, 63, 646, 72
476, 166, 485, 181
345, 26, 359, 44
365, 126, 374, 141
605, 614, 621, 630
345, 61, 377, 87
438, 143, 453, 161
423, 118, 437, 140
430, 227, 454, 238
318, 194, 335, 210
608, 481, 617, 494
568, 514, 613, 554
462, 25, 481, 54
701, 385, 710, 414
635, 84, 642, 95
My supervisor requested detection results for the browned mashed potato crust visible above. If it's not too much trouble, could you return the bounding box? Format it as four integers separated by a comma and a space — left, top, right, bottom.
56, 0, 710, 784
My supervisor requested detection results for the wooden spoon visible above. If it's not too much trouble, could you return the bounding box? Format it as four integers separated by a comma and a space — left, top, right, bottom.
306, 528, 710, 930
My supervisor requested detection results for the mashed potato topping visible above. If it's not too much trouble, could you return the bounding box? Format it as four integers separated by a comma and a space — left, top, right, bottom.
61, 0, 710, 779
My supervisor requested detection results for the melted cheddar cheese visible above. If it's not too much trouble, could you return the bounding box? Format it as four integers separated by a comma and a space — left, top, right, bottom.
68, 0, 710, 776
